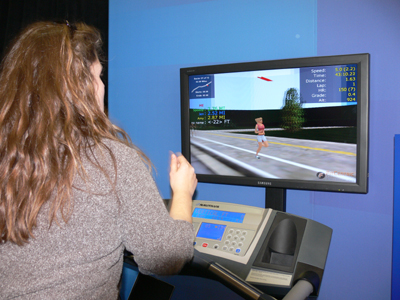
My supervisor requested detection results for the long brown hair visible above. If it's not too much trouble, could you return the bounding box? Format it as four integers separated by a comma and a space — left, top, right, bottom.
0, 21, 150, 245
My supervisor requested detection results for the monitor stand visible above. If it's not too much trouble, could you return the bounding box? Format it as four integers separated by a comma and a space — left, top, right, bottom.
265, 187, 286, 212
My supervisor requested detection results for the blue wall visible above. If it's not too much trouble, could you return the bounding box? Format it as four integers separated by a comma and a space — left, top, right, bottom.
109, 0, 399, 299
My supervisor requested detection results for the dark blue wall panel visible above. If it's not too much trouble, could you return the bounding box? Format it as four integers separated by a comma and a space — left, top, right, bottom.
393, 135, 400, 300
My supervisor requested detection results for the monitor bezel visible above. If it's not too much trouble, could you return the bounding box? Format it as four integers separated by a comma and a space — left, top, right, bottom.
180, 53, 369, 194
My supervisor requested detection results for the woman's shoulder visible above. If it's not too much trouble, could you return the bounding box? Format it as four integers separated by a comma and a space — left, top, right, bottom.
101, 139, 142, 165
102, 138, 134, 154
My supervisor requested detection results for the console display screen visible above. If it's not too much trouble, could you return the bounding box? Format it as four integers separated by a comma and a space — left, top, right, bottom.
193, 208, 245, 223
196, 222, 227, 241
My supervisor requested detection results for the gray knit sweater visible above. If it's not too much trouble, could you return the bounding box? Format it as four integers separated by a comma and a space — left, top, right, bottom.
0, 140, 195, 299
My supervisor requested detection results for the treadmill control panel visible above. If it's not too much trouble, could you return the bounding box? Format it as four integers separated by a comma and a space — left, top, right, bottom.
192, 200, 272, 264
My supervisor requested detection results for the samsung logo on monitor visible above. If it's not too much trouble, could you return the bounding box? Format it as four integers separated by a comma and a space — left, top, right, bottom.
258, 181, 272, 186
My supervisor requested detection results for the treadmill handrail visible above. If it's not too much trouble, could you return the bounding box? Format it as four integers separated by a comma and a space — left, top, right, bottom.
208, 261, 278, 300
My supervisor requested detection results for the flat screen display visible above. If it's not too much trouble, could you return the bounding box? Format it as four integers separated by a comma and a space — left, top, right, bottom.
181, 54, 369, 193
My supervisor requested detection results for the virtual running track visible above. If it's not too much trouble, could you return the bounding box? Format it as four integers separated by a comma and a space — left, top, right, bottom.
190, 129, 356, 183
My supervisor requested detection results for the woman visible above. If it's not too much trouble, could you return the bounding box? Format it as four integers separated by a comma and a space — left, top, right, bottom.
0, 21, 197, 299
255, 117, 269, 159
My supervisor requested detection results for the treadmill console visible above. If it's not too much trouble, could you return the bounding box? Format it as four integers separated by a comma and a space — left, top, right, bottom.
192, 200, 332, 298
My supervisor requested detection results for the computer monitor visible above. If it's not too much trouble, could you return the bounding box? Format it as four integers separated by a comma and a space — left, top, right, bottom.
180, 54, 369, 197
